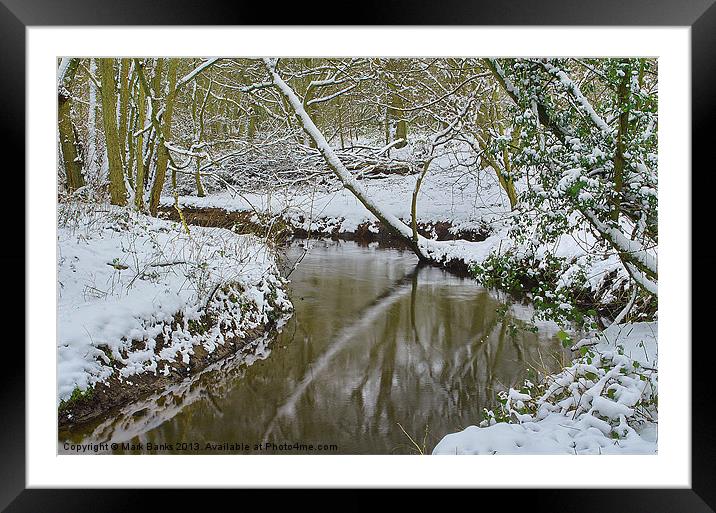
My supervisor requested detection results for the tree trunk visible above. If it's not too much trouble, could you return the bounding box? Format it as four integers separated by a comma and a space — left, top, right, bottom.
611, 60, 630, 221
247, 105, 258, 139
118, 58, 132, 186
480, 148, 517, 211
99, 58, 127, 206
142, 58, 164, 183
149, 58, 179, 216
386, 59, 407, 149
134, 62, 147, 211
86, 58, 99, 181
194, 76, 208, 197
411, 158, 435, 244
57, 58, 85, 192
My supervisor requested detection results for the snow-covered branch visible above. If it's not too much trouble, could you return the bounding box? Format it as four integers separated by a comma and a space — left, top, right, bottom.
540, 60, 613, 134
262, 58, 427, 258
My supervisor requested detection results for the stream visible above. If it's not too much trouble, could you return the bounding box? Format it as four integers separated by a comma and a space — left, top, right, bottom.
59, 240, 569, 454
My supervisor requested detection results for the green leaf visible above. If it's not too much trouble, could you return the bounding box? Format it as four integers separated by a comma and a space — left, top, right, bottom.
557, 329, 572, 348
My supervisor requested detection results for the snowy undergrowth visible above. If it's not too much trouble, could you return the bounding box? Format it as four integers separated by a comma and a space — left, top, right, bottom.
57, 201, 292, 405
421, 225, 644, 331
433, 322, 657, 454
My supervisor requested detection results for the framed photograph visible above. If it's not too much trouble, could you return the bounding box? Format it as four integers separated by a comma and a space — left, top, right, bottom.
3, 0, 712, 510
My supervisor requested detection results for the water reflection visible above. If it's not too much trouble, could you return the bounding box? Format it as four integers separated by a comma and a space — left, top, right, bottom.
59, 241, 568, 454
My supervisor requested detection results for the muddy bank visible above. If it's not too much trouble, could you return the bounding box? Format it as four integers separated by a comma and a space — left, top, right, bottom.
158, 205, 489, 249
58, 317, 288, 432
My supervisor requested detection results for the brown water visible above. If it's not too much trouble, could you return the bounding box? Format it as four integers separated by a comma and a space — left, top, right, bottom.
59, 240, 568, 454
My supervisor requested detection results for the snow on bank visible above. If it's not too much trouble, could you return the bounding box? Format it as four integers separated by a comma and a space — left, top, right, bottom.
57, 203, 292, 404
432, 322, 657, 454
163, 160, 511, 236
60, 331, 279, 449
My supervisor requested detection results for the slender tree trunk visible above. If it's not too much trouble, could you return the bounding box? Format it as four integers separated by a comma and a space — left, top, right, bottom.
58, 58, 85, 192
134, 62, 147, 211
471, 88, 518, 210
194, 77, 209, 198
99, 58, 127, 206
118, 58, 132, 186
411, 157, 435, 244
149, 58, 179, 215
301, 58, 318, 148
126, 74, 137, 191
247, 105, 258, 139
143, 58, 164, 183
480, 148, 517, 211
337, 94, 345, 149
386, 59, 407, 149
86, 58, 98, 181
611, 60, 630, 221
499, 148, 518, 210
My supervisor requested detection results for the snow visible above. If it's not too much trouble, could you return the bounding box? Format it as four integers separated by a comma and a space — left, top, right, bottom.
164, 163, 509, 238
56, 57, 659, 460
586, 212, 657, 276
588, 321, 658, 366
57, 202, 292, 404
175, 58, 219, 91
432, 412, 654, 454
60, 330, 280, 449
420, 232, 510, 267
542, 60, 613, 134
57, 58, 72, 90
433, 322, 657, 455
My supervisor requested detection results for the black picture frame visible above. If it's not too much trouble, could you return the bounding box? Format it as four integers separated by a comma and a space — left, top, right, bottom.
2, 1, 712, 510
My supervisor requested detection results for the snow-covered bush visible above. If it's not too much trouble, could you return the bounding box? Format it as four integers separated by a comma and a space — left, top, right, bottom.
433, 323, 658, 455
482, 336, 657, 442
472, 251, 600, 328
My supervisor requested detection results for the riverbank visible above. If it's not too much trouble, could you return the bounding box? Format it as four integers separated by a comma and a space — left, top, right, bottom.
163, 159, 507, 239
57, 201, 292, 428
57, 199, 658, 454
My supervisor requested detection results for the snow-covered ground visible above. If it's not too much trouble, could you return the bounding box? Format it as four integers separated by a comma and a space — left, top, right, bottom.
57, 202, 292, 405
165, 154, 511, 235
433, 322, 657, 454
